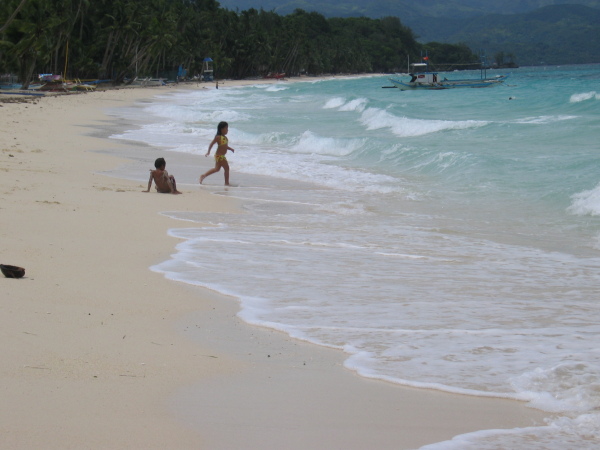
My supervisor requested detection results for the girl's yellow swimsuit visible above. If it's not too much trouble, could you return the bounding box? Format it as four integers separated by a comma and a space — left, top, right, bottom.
214, 135, 228, 162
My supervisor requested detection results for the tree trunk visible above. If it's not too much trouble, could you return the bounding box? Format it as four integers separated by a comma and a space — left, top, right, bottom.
100, 30, 118, 79
20, 54, 38, 89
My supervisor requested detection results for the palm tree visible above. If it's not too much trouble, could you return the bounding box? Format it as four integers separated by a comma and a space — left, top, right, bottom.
0, 0, 29, 34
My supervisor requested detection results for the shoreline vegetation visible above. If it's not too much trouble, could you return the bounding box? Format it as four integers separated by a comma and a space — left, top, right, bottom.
0, 76, 551, 448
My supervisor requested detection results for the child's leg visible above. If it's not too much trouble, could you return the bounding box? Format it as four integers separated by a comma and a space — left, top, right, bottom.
169, 175, 182, 193
200, 162, 222, 184
223, 161, 230, 185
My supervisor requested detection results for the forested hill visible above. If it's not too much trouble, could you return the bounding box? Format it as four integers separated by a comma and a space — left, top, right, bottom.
219, 0, 600, 65
217, 0, 600, 19
416, 4, 600, 65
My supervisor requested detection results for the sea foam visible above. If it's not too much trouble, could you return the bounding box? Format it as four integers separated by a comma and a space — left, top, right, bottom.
568, 183, 600, 216
570, 91, 599, 103
359, 107, 487, 137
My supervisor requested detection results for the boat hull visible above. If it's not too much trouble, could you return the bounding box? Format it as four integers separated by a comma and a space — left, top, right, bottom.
389, 75, 508, 91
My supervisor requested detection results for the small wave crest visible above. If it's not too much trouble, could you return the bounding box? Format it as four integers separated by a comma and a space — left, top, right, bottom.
570, 91, 599, 103
514, 115, 577, 124
290, 130, 365, 157
110, 121, 206, 149
234, 129, 289, 146
359, 107, 487, 137
323, 97, 346, 109
236, 149, 402, 194
339, 98, 368, 112
568, 183, 600, 216
194, 109, 251, 124
264, 85, 289, 92
323, 96, 368, 112
511, 363, 600, 414
145, 103, 250, 123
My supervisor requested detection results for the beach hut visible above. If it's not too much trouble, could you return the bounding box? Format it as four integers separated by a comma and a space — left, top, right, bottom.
177, 64, 187, 81
202, 58, 214, 81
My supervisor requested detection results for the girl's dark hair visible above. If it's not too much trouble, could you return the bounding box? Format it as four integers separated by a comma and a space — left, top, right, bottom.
217, 121, 228, 135
154, 157, 166, 169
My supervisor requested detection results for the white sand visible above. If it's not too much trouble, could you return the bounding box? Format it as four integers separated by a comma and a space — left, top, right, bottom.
0, 80, 549, 449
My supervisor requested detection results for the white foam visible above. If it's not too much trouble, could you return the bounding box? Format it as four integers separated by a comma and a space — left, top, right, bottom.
234, 149, 403, 194
264, 85, 289, 92
111, 121, 204, 149
359, 107, 487, 137
232, 128, 289, 146
323, 97, 369, 113
323, 97, 346, 109
289, 130, 365, 156
511, 363, 600, 413
340, 98, 367, 112
570, 91, 599, 103
514, 115, 577, 124
568, 183, 600, 216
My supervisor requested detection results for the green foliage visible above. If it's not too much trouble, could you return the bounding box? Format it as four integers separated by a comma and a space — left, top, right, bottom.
219, 0, 600, 65
0, 0, 480, 83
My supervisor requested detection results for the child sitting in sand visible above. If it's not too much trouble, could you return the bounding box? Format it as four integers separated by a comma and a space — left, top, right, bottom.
144, 157, 182, 194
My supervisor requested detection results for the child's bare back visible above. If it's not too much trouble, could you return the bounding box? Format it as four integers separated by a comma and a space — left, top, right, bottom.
144, 158, 182, 194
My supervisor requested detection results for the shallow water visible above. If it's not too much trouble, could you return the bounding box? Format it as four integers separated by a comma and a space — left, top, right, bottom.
110, 65, 600, 448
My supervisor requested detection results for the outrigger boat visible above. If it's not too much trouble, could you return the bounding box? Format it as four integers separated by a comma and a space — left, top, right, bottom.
389, 59, 508, 91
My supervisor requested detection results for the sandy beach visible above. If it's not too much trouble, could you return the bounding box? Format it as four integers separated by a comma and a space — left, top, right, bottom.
0, 79, 549, 449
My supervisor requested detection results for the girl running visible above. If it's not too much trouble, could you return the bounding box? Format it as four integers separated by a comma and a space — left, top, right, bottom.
200, 121, 235, 186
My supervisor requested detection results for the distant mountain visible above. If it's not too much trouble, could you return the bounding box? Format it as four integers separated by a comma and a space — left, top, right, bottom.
217, 0, 600, 20
417, 4, 600, 65
217, 0, 600, 65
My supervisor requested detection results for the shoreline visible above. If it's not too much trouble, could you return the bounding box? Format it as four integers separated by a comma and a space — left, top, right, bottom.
1, 79, 549, 448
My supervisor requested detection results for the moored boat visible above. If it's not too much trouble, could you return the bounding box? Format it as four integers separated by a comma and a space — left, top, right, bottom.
389, 61, 508, 91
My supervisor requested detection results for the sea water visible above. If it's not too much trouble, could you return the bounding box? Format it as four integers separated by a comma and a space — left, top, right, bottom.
109, 65, 600, 448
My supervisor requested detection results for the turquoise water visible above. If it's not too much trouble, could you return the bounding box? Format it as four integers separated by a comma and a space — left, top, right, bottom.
110, 65, 600, 448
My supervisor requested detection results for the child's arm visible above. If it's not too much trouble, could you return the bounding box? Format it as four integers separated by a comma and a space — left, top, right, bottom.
228, 145, 235, 153
206, 136, 219, 156
144, 170, 153, 192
